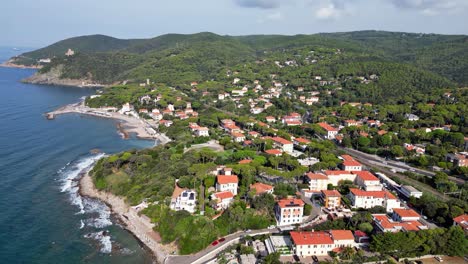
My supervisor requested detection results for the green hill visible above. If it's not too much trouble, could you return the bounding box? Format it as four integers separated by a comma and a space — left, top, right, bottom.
12, 31, 468, 97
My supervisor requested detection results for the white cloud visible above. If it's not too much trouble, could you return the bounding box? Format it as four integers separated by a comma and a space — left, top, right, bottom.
258, 11, 283, 23
315, 4, 342, 19
389, 0, 468, 15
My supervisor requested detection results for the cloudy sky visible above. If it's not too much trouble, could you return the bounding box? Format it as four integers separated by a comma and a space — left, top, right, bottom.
3, 0, 468, 47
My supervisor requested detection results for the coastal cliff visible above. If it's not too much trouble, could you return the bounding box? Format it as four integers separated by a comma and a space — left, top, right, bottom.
0, 59, 42, 69
79, 171, 170, 263
22, 64, 106, 87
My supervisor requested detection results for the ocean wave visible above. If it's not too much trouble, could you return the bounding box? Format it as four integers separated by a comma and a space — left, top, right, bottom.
58, 154, 114, 253
84, 231, 112, 254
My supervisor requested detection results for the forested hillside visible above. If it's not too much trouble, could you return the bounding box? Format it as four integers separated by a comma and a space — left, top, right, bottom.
11, 31, 468, 98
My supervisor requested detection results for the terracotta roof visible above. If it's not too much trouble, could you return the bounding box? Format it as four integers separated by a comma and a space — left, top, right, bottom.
265, 149, 283, 155
239, 159, 252, 164
250, 182, 273, 195
285, 120, 302, 125
217, 175, 239, 184
213, 191, 234, 200
325, 170, 352, 176
453, 214, 468, 229
350, 188, 396, 199
290, 231, 333, 245
352, 171, 379, 181
277, 198, 305, 208
321, 190, 341, 197
294, 137, 311, 144
373, 214, 426, 232
341, 155, 355, 161
342, 160, 362, 167
271, 136, 293, 145
318, 122, 338, 132
171, 183, 186, 199
330, 230, 354, 240
305, 172, 328, 180
248, 131, 260, 135
231, 132, 245, 138
354, 230, 367, 237
393, 208, 420, 218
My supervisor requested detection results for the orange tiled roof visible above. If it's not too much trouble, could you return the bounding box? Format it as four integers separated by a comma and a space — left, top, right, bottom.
290, 231, 333, 245
265, 149, 282, 155
330, 230, 354, 240
250, 182, 273, 195
277, 198, 304, 208
318, 122, 338, 132
393, 208, 421, 218
305, 172, 329, 180
321, 190, 341, 197
213, 191, 234, 200
271, 136, 293, 145
350, 188, 396, 199
217, 175, 239, 184
352, 171, 379, 181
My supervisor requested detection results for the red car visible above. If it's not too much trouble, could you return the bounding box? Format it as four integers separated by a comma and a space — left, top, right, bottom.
218, 237, 226, 242
211, 240, 219, 246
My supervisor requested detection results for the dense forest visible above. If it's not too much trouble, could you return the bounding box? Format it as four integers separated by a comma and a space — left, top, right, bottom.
10, 31, 468, 94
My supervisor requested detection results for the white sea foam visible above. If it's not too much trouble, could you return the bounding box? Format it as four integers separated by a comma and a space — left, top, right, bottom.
59, 154, 114, 253
85, 231, 112, 253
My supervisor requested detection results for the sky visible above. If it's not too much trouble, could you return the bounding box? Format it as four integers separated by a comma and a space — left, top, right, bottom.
3, 0, 468, 47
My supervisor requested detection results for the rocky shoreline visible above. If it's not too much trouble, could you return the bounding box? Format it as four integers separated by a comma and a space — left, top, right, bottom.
0, 60, 42, 69
21, 65, 107, 88
79, 171, 171, 264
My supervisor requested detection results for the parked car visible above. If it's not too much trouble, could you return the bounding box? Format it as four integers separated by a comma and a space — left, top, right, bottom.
312, 255, 319, 263
211, 240, 219, 246
293, 255, 300, 262
434, 256, 443, 262
218, 237, 225, 242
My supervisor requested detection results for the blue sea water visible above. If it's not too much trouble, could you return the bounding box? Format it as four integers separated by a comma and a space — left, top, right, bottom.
0, 50, 154, 263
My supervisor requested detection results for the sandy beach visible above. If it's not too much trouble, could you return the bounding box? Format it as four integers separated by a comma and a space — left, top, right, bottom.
79, 171, 173, 263
46, 101, 171, 143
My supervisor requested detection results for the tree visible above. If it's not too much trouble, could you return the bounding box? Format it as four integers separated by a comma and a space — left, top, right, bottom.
358, 136, 371, 148
264, 252, 281, 264
358, 222, 373, 234
304, 204, 312, 216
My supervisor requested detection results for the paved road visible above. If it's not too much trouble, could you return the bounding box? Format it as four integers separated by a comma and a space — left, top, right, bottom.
342, 148, 465, 185
165, 228, 276, 264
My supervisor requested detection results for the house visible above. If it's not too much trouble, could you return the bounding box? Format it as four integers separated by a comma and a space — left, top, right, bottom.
248, 131, 260, 138
446, 153, 468, 167
266, 116, 276, 123
352, 171, 382, 191
344, 120, 360, 127
305, 97, 319, 105
341, 160, 362, 171
290, 230, 354, 257
216, 174, 239, 195
399, 185, 423, 199
282, 113, 302, 126
271, 137, 294, 153
318, 123, 339, 140
159, 120, 173, 127
250, 182, 274, 196
349, 188, 400, 212
250, 107, 264, 114
293, 137, 311, 149
195, 127, 210, 137
321, 190, 341, 209
211, 191, 234, 210
453, 214, 468, 232
231, 132, 246, 143
170, 182, 197, 213
373, 209, 427, 233
405, 114, 420, 121
305, 172, 329, 192
265, 149, 283, 156
119, 103, 134, 114
275, 198, 304, 226
404, 143, 425, 155
324, 170, 355, 186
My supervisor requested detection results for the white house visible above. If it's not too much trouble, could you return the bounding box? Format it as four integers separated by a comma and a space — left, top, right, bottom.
275, 198, 304, 226
349, 188, 400, 212
353, 171, 382, 191
216, 174, 239, 195
318, 123, 339, 140
211, 191, 234, 210
399, 185, 423, 199
271, 136, 294, 153
290, 230, 354, 257
305, 172, 329, 191
170, 183, 197, 213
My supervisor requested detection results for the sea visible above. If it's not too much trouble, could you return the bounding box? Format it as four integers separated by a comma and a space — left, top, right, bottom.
0, 48, 154, 263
